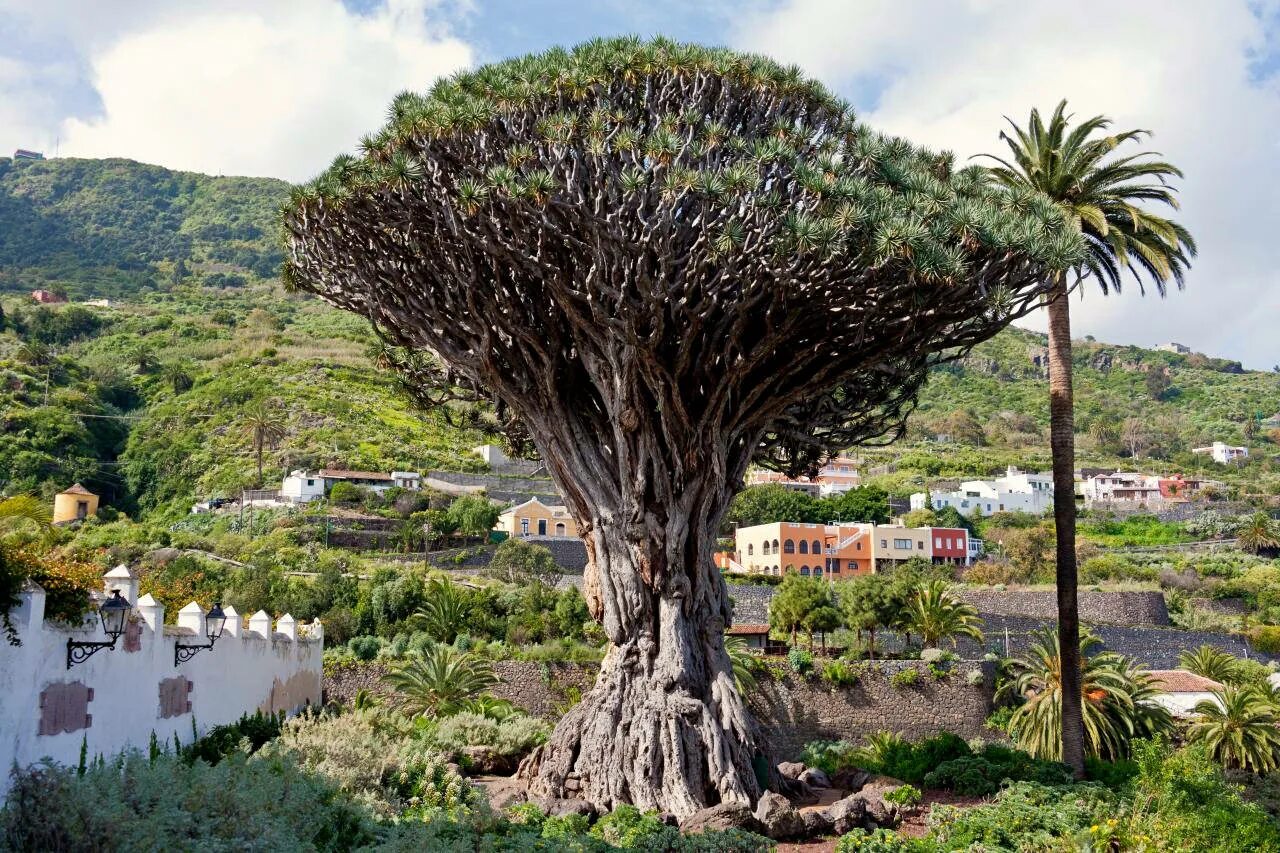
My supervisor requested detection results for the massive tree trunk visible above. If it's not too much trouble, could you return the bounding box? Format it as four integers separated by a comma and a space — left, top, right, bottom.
521, 432, 765, 817
1046, 279, 1085, 776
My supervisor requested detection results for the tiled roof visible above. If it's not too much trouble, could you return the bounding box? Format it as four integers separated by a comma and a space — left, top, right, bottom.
1146, 670, 1223, 693
319, 469, 393, 481
59, 483, 95, 496
726, 624, 770, 636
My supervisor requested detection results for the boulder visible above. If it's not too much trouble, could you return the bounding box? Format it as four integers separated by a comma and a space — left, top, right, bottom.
753, 791, 805, 840
824, 792, 868, 835
680, 803, 762, 834
478, 776, 527, 811
533, 796, 598, 819
460, 745, 516, 775
800, 809, 834, 838
831, 767, 873, 791
855, 779, 903, 829
776, 761, 807, 780
799, 767, 831, 789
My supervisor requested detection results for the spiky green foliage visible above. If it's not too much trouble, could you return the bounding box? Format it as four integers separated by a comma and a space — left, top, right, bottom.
1179, 645, 1241, 686
1237, 512, 1280, 556
724, 635, 759, 692
283, 36, 1082, 475
382, 645, 498, 718
406, 576, 470, 644
980, 99, 1195, 296
1001, 628, 1173, 761
1187, 686, 1280, 773
902, 579, 984, 648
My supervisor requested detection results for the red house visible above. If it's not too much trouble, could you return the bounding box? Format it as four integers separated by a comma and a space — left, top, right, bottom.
31, 289, 66, 304
928, 527, 969, 566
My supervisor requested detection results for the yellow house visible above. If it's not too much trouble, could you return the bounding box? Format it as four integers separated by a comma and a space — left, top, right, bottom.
53, 483, 99, 525
496, 498, 578, 538
871, 525, 928, 569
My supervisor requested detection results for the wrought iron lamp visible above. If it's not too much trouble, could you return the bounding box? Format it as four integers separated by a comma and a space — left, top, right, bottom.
174, 602, 227, 665
66, 590, 130, 669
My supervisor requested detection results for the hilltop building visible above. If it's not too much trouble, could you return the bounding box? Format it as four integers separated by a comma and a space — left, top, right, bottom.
730, 521, 979, 578
1156, 342, 1192, 355
13, 149, 43, 160
1192, 441, 1249, 465
30, 289, 66, 304
496, 497, 577, 538
910, 466, 1053, 518
745, 456, 862, 496
52, 483, 98, 524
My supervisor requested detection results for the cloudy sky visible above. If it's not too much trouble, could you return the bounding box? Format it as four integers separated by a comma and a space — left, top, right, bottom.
3, 0, 1278, 366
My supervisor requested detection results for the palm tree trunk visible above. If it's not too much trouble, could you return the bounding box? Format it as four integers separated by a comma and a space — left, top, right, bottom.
1046, 279, 1085, 776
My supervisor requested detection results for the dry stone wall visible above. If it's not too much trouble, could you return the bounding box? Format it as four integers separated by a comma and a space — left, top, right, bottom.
956, 589, 1169, 626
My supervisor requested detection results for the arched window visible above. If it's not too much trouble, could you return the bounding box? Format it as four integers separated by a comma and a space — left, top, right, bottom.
814, 567, 823, 578
555, 522, 566, 536
812, 539, 822, 554
798, 540, 808, 554
747, 543, 753, 556
783, 539, 795, 554
772, 539, 779, 555
799, 566, 810, 576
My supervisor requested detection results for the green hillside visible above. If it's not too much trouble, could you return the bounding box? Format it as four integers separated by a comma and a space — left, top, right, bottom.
1, 156, 1278, 518
0, 156, 288, 299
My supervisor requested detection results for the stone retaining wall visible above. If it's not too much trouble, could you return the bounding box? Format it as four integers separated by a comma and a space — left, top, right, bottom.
324, 658, 995, 760
956, 589, 1169, 626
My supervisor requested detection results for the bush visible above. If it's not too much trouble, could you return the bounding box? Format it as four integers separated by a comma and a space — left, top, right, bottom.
1085, 756, 1139, 788
927, 781, 1114, 850
821, 659, 861, 687
801, 739, 866, 776
328, 481, 364, 504
835, 828, 936, 852
884, 784, 923, 807
349, 634, 383, 661
1250, 625, 1280, 655
890, 667, 919, 689
182, 711, 283, 765
788, 648, 814, 675
922, 746, 1071, 796
854, 732, 972, 785
430, 712, 551, 759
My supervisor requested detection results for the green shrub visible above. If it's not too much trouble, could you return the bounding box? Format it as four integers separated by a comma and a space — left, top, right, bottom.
1249, 625, 1280, 655
801, 739, 866, 776
821, 659, 862, 687
591, 804, 666, 847
862, 732, 971, 784
430, 711, 551, 759
890, 667, 920, 689
349, 635, 383, 661
835, 828, 937, 852
182, 711, 283, 765
788, 648, 814, 675
327, 481, 364, 503
884, 784, 923, 807
922, 746, 1071, 796
927, 781, 1114, 850
1084, 756, 1139, 788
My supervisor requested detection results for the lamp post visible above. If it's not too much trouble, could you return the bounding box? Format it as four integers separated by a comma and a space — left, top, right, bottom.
174, 602, 227, 666
66, 590, 131, 669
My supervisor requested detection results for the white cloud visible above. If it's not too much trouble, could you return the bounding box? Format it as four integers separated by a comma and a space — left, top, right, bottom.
6, 0, 472, 181
734, 0, 1280, 367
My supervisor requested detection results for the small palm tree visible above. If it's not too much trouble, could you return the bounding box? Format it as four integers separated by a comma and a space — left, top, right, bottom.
395, 520, 424, 554
0, 495, 55, 545
1237, 512, 1280, 556
903, 580, 984, 648
724, 635, 759, 692
161, 362, 194, 394
1179, 645, 1239, 685
242, 400, 285, 487
382, 645, 497, 717
981, 101, 1195, 775
14, 342, 51, 367
407, 577, 469, 644
1002, 628, 1172, 761
1187, 686, 1280, 772
128, 343, 160, 374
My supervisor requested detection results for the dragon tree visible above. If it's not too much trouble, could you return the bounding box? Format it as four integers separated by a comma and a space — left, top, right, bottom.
282, 37, 1082, 818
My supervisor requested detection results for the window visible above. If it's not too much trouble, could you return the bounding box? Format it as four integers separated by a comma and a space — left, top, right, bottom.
307, 479, 315, 486
772, 539, 779, 555
799, 566, 810, 576
521, 519, 529, 535
747, 543, 753, 556
785, 540, 796, 554
538, 519, 547, 535
856, 541, 862, 550
881, 539, 887, 548
918, 541, 924, 550
814, 567, 823, 577
812, 539, 821, 554
935, 537, 942, 549
894, 538, 912, 549
555, 522, 566, 536
797, 540, 807, 554
829, 559, 840, 571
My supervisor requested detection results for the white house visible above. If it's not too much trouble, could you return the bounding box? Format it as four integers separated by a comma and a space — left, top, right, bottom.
1146, 670, 1223, 717
391, 471, 422, 490
1156, 342, 1192, 355
280, 470, 326, 503
1192, 441, 1249, 465
1082, 471, 1161, 504
474, 444, 511, 467
319, 469, 397, 492
911, 466, 1053, 518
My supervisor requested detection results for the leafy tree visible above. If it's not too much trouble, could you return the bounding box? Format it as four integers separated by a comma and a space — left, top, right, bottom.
728, 484, 819, 527
283, 38, 1080, 813
1187, 686, 1280, 773
395, 520, 424, 554
1001, 628, 1172, 761
406, 577, 469, 643
802, 604, 841, 652
838, 574, 899, 659
820, 485, 891, 525
1000, 525, 1053, 581
485, 538, 562, 587
443, 494, 500, 537
902, 579, 984, 648
1145, 369, 1173, 401
382, 645, 497, 717
981, 100, 1194, 775
770, 575, 834, 648
241, 399, 285, 487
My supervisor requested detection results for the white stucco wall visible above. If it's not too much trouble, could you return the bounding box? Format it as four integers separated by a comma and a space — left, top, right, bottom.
1149, 691, 1221, 718
0, 574, 322, 800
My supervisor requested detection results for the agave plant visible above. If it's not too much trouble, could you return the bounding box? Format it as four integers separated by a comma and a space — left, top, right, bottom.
382, 645, 497, 718
903, 580, 984, 648
1002, 628, 1172, 761
1187, 686, 1280, 772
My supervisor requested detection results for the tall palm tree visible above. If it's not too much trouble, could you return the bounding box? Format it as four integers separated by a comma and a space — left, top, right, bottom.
1001, 628, 1172, 761
241, 400, 285, 487
903, 580, 984, 649
382, 645, 497, 717
1187, 686, 1280, 773
407, 577, 469, 644
980, 101, 1195, 774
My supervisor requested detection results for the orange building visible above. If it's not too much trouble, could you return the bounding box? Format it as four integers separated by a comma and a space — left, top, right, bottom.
732, 521, 873, 579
